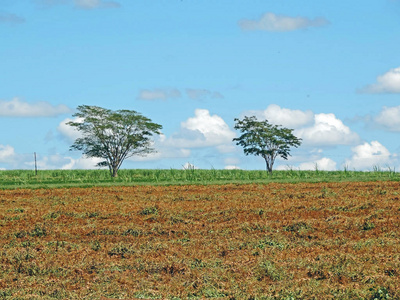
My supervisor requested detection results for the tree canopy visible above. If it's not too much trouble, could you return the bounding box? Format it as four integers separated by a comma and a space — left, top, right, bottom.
68, 105, 162, 177
233, 116, 302, 173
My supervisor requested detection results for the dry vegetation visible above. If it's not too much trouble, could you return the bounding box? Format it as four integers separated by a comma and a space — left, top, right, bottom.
1, 182, 400, 299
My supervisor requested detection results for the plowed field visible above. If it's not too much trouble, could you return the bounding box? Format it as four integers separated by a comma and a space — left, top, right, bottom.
1, 182, 400, 299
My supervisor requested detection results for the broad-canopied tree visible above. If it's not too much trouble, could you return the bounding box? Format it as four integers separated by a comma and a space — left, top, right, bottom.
233, 116, 302, 173
68, 105, 162, 177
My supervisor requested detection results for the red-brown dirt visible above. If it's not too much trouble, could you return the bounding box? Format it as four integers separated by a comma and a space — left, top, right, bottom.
0, 182, 399, 299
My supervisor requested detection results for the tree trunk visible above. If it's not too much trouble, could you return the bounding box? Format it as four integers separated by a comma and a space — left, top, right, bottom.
264, 156, 273, 174
109, 163, 119, 178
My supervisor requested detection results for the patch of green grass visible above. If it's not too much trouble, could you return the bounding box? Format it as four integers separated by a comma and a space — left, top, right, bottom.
255, 260, 286, 281
0, 168, 399, 189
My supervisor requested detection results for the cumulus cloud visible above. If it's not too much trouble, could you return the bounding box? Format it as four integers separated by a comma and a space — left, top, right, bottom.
182, 162, 198, 170
0, 145, 42, 169
61, 156, 104, 169
224, 157, 240, 170
166, 109, 236, 151
0, 13, 25, 24
241, 105, 359, 147
185, 89, 224, 100
0, 144, 111, 170
238, 12, 329, 32
360, 67, 400, 94
0, 145, 16, 163
137, 89, 181, 101
296, 113, 360, 146
224, 165, 241, 170
0, 98, 71, 117
277, 157, 337, 171
243, 104, 313, 128
374, 106, 400, 132
57, 117, 83, 142
298, 157, 337, 171
344, 141, 396, 170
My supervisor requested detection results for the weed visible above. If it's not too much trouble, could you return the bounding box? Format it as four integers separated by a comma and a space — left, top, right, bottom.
362, 221, 376, 231
284, 221, 311, 233
191, 258, 207, 269
108, 243, 135, 258
122, 228, 142, 237
257, 236, 286, 250
100, 228, 116, 235
140, 206, 159, 215
255, 260, 285, 281
370, 287, 391, 300
14, 230, 27, 238
87, 211, 100, 218
44, 211, 60, 219
7, 208, 24, 213
134, 291, 162, 299
91, 240, 101, 251
29, 224, 47, 237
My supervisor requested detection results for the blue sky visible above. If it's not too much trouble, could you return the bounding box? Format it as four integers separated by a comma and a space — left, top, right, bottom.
1, 0, 400, 171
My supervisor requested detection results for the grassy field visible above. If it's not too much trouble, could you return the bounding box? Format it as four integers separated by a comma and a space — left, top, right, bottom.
1, 182, 400, 299
0, 168, 399, 189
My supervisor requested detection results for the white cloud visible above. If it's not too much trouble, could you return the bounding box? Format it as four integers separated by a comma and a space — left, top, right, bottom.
0, 98, 71, 117
0, 13, 25, 24
26, 154, 72, 170
57, 117, 83, 142
166, 109, 236, 151
241, 105, 359, 147
0, 145, 16, 163
224, 157, 240, 170
182, 162, 198, 170
298, 157, 337, 171
296, 113, 360, 146
360, 67, 400, 94
74, 0, 120, 9
344, 141, 396, 170
185, 89, 224, 100
243, 104, 313, 128
374, 106, 400, 132
0, 145, 109, 170
238, 12, 329, 32
30, 153, 111, 170
224, 165, 241, 170
61, 156, 104, 169
137, 89, 181, 101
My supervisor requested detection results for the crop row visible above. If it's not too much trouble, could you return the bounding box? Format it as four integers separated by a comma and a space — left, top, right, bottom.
0, 168, 399, 189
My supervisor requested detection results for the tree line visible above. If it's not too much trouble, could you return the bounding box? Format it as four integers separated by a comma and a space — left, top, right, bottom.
68, 105, 302, 177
